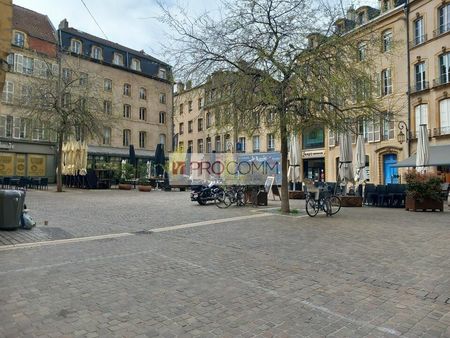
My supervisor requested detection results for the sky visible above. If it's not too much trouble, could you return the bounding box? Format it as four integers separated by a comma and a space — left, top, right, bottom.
14, 0, 379, 63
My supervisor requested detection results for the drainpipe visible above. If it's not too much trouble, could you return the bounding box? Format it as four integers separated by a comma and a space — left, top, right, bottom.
404, 0, 411, 157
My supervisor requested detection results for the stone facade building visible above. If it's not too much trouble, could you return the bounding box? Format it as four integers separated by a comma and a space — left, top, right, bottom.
0, 0, 13, 93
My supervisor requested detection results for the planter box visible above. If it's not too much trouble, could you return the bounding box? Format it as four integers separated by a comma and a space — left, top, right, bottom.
405, 196, 443, 212
288, 191, 305, 199
118, 183, 132, 190
138, 185, 152, 192
340, 196, 363, 207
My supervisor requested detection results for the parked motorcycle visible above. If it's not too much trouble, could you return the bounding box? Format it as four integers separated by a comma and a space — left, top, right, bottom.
190, 182, 224, 205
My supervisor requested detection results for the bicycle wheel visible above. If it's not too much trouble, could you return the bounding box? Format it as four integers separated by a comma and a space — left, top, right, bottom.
322, 198, 332, 216
305, 198, 319, 217
215, 191, 232, 208
328, 195, 341, 215
236, 190, 246, 206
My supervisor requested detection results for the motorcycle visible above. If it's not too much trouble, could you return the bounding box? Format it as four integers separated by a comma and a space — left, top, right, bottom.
190, 181, 224, 205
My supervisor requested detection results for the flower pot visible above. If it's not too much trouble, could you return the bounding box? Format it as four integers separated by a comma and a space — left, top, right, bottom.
118, 183, 132, 190
405, 196, 443, 212
339, 196, 363, 207
138, 185, 152, 192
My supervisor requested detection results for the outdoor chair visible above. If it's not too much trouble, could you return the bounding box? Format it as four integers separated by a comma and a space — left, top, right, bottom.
2, 177, 11, 189
16, 177, 29, 190
364, 184, 376, 205
39, 177, 49, 190
376, 185, 388, 207
386, 184, 407, 208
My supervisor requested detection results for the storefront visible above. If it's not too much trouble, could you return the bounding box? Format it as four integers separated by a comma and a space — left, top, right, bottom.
302, 149, 325, 181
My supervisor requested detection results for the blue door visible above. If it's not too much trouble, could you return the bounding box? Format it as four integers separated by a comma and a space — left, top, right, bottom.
383, 154, 398, 184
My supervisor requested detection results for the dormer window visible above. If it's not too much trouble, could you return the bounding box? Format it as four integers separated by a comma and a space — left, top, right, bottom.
113, 53, 124, 66
13, 31, 25, 47
91, 46, 102, 60
130, 58, 141, 71
358, 12, 365, 25
158, 68, 167, 79
381, 0, 392, 12
70, 39, 82, 54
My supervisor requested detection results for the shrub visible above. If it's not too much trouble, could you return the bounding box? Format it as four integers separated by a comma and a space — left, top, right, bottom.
404, 170, 442, 201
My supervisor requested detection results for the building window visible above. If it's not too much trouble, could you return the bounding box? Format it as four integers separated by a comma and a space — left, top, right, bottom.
103, 127, 111, 145
21, 85, 32, 105
103, 100, 112, 114
123, 129, 131, 147
415, 62, 426, 91
179, 103, 184, 115
139, 87, 147, 100
188, 120, 193, 133
70, 39, 82, 54
198, 118, 203, 131
439, 3, 450, 35
158, 68, 167, 79
238, 137, 246, 152
382, 0, 391, 12
414, 17, 425, 46
178, 141, 184, 151
302, 126, 325, 149
267, 134, 275, 151
79, 72, 88, 86
188, 101, 193, 111
123, 104, 131, 118
252, 135, 260, 152
159, 134, 166, 145
363, 120, 381, 143
358, 42, 366, 61
23, 56, 33, 75
1, 81, 14, 103
130, 58, 141, 71
32, 121, 47, 141
197, 139, 204, 153
215, 136, 221, 152
104, 79, 112, 92
415, 104, 428, 135
113, 53, 124, 66
358, 12, 365, 25
123, 83, 131, 96
62, 93, 71, 107
159, 93, 166, 104
139, 131, 146, 148
206, 137, 212, 153
198, 97, 204, 109
159, 111, 165, 124
215, 111, 221, 126
179, 122, 184, 135
439, 99, 450, 135
383, 113, 395, 140
381, 69, 392, 96
12, 117, 28, 139
13, 31, 25, 47
62, 68, 72, 82
439, 52, 450, 85
206, 112, 212, 128
91, 46, 103, 60
328, 130, 336, 147
187, 140, 193, 152
382, 30, 392, 52
139, 107, 147, 121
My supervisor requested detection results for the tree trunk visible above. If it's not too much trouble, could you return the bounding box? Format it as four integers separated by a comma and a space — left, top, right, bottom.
280, 122, 290, 213
56, 132, 63, 192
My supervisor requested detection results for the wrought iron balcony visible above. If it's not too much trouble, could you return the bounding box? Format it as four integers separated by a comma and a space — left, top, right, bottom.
410, 34, 427, 47
434, 23, 450, 37
433, 75, 450, 87
410, 81, 429, 94
433, 127, 450, 137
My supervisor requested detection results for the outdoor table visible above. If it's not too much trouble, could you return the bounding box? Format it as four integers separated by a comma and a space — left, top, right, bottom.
30, 177, 41, 189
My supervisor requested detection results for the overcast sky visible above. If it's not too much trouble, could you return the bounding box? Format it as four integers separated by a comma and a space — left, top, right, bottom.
14, 0, 379, 63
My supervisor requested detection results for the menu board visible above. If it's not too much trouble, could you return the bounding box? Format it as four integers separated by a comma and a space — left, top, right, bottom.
27, 155, 46, 176
0, 153, 14, 176
16, 154, 26, 176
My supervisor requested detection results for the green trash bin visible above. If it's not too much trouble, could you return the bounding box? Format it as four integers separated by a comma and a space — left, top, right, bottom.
0, 189, 25, 230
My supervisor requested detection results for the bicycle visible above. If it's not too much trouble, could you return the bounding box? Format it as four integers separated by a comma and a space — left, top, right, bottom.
215, 185, 246, 208
304, 182, 341, 217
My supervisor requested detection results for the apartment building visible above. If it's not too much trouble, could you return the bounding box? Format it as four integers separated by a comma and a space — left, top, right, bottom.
58, 19, 172, 171
0, 0, 13, 92
0, 5, 58, 179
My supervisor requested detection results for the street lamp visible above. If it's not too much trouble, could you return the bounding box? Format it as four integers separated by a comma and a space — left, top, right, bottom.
397, 121, 409, 145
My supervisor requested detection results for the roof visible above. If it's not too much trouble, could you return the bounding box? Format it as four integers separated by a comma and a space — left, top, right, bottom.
394, 145, 450, 167
88, 145, 156, 158
12, 5, 56, 43
60, 27, 170, 67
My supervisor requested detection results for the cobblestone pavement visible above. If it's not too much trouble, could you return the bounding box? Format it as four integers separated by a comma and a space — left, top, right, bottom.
1, 189, 450, 337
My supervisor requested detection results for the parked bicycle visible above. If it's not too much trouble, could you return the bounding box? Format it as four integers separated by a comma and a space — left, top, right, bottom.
304, 182, 341, 217
215, 185, 247, 208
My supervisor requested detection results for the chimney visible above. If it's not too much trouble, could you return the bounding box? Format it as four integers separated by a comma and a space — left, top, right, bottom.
59, 19, 69, 29
186, 80, 192, 90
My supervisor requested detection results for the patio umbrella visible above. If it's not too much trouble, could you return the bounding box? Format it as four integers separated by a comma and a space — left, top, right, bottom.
339, 132, 354, 186
185, 145, 192, 177
154, 143, 165, 177
416, 124, 429, 174
146, 161, 152, 179
354, 134, 367, 184
80, 141, 88, 176
288, 134, 301, 190
61, 142, 68, 175
129, 145, 137, 167
121, 160, 126, 179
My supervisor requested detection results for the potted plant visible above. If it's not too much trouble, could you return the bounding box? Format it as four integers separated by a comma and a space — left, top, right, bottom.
405, 170, 443, 212
137, 178, 152, 192
118, 163, 134, 190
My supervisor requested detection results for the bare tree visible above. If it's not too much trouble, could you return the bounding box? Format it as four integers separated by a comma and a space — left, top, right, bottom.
16, 52, 113, 192
159, 0, 403, 212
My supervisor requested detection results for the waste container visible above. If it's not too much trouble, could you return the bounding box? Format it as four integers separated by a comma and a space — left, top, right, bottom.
0, 189, 25, 230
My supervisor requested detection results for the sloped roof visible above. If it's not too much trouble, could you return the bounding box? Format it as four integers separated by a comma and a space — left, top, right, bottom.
12, 5, 56, 43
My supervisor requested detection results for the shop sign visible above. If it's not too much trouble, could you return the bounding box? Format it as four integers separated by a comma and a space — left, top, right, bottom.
28, 155, 46, 176
0, 153, 14, 176
302, 149, 325, 159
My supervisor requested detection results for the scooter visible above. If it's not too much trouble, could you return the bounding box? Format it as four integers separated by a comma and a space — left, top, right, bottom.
190, 181, 224, 205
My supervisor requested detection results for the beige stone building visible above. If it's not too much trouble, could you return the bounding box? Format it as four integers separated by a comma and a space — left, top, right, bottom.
0, 0, 13, 92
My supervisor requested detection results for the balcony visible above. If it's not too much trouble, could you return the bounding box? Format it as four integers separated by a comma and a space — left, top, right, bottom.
433, 23, 450, 37
410, 81, 429, 94
433, 127, 450, 137
410, 34, 427, 47
433, 75, 450, 88
410, 128, 432, 139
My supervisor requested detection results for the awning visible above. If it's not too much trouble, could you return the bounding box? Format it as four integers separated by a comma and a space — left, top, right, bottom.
88, 145, 155, 158
394, 144, 450, 167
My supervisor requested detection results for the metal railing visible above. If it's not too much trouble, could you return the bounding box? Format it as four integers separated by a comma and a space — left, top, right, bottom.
434, 23, 450, 37
433, 127, 450, 137
410, 81, 429, 93
410, 34, 427, 47
433, 75, 450, 87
